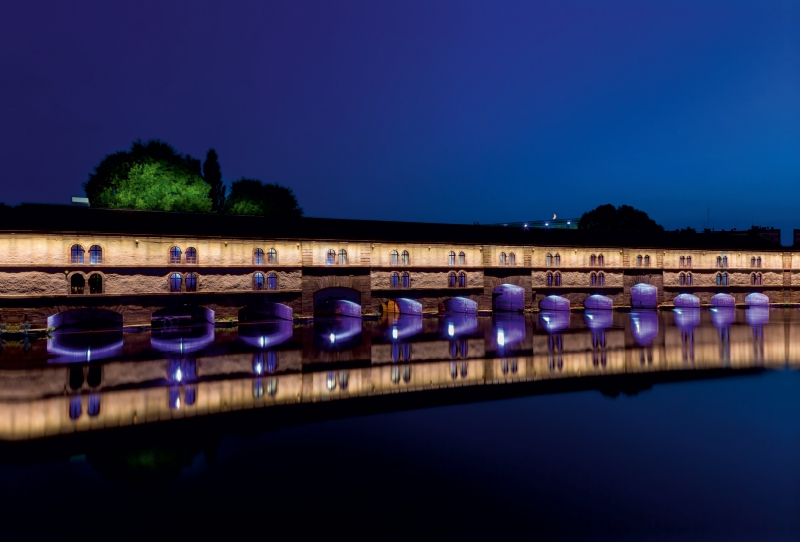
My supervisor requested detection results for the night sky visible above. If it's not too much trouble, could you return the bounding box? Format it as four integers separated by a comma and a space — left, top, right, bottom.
2, 1, 798, 238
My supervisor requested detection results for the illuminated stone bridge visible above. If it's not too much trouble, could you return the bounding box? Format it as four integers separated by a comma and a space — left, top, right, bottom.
0, 204, 791, 328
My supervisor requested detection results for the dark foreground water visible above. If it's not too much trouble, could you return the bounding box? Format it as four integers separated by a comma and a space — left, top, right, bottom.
0, 308, 799, 540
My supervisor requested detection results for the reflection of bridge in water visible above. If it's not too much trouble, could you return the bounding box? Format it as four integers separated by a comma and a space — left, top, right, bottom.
1, 308, 798, 441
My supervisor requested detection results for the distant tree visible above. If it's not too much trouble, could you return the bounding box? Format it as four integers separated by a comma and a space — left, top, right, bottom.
84, 140, 211, 213
578, 204, 663, 232
225, 179, 303, 217
203, 149, 226, 213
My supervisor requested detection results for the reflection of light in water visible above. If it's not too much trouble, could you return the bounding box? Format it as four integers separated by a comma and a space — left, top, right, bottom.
255, 362, 263, 375
542, 315, 550, 322
327, 371, 336, 390
175, 397, 181, 409
329, 333, 335, 344
259, 336, 265, 348
586, 314, 593, 320
448, 323, 455, 337
175, 367, 183, 382
497, 329, 505, 347
392, 327, 398, 340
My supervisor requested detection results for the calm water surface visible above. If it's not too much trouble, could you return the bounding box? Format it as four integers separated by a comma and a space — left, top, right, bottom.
1, 308, 798, 540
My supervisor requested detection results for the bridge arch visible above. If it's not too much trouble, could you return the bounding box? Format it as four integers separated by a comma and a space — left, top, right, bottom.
492, 284, 524, 312
314, 287, 362, 318
47, 308, 123, 330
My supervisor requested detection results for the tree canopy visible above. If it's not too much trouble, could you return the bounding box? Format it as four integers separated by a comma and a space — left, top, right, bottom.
84, 140, 304, 216
578, 204, 664, 232
225, 179, 303, 217
84, 140, 211, 212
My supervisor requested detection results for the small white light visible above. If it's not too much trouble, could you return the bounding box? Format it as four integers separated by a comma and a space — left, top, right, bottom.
329, 333, 335, 344
545, 223, 549, 226
497, 329, 505, 347
175, 397, 181, 409
259, 336, 265, 348
543, 316, 550, 322
392, 327, 398, 340
86, 347, 91, 362
567, 221, 571, 225
255, 362, 263, 375
447, 323, 455, 337
175, 367, 183, 382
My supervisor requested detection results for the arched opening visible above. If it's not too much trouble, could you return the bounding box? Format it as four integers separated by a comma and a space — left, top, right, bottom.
170, 246, 182, 264
186, 272, 198, 292
186, 247, 197, 264
458, 272, 466, 287
338, 249, 348, 265
402, 272, 410, 288
591, 272, 597, 286
546, 253, 552, 266
391, 272, 399, 288
492, 284, 524, 312
267, 272, 277, 290
253, 272, 265, 290
499, 252, 507, 266
314, 287, 361, 318
401, 250, 409, 266
598, 272, 605, 286
88, 273, 102, 294
598, 254, 604, 267
448, 272, 456, 288
448, 251, 455, 266
267, 248, 277, 264
554, 272, 561, 286
170, 273, 182, 292
458, 251, 466, 265
391, 250, 399, 266
254, 248, 264, 265
89, 245, 102, 264
509, 252, 516, 266
326, 249, 336, 265
70, 274, 85, 295
590, 254, 597, 266
70, 244, 85, 264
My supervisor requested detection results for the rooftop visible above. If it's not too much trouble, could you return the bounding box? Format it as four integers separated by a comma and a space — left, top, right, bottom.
0, 204, 784, 251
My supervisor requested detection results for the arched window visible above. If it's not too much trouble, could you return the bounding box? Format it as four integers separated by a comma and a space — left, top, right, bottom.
644, 255, 650, 267
402, 250, 410, 266
459, 251, 466, 265
757, 273, 762, 285
756, 256, 762, 268
722, 256, 728, 268
170, 246, 182, 264
170, 273, 182, 292
590, 254, 597, 266
391, 250, 399, 266
751, 273, 756, 286
88, 273, 102, 294
554, 272, 561, 286
686, 256, 692, 267
267, 272, 277, 290
89, 245, 102, 264
254, 248, 264, 265
750, 256, 756, 268
722, 272, 728, 286
70, 274, 85, 294
591, 272, 597, 286
509, 253, 516, 266
637, 255, 643, 267
326, 249, 336, 265
546, 272, 553, 286
598, 254, 604, 267
402, 272, 410, 288
391, 272, 400, 288
458, 272, 466, 287
680, 256, 686, 268
448, 251, 455, 266
687, 273, 692, 286
680, 273, 686, 286
71, 244, 85, 264
339, 249, 347, 265
716, 273, 722, 286
448, 272, 456, 288
546, 253, 552, 266
598, 272, 605, 286
554, 254, 561, 266
186, 247, 197, 264
499, 252, 507, 266
186, 272, 197, 292
716, 256, 722, 268
253, 272, 265, 290
267, 248, 277, 264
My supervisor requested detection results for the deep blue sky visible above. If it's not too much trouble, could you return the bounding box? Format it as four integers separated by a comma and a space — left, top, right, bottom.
1, 1, 798, 238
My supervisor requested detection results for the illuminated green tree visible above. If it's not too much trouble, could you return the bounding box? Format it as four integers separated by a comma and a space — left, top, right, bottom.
84, 140, 211, 213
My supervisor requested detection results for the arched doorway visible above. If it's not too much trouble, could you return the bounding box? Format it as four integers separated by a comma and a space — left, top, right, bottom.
88, 273, 103, 294
70, 274, 85, 294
